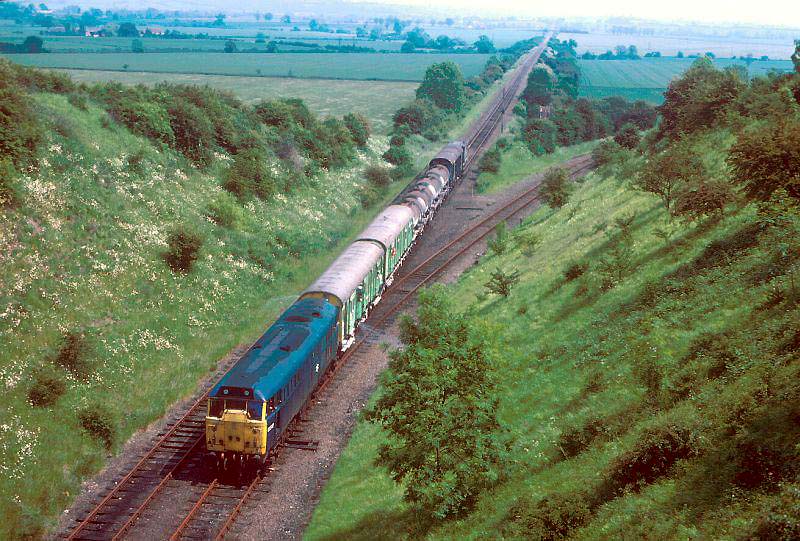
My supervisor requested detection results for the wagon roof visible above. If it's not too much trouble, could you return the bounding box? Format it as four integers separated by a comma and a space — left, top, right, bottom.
357, 205, 415, 250
211, 299, 338, 400
302, 241, 384, 305
430, 142, 465, 165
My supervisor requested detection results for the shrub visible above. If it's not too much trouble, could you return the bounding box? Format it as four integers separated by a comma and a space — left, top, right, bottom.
515, 229, 542, 257
382, 143, 411, 168
487, 221, 509, 255
111, 98, 175, 147
166, 99, 216, 166
634, 141, 704, 214
563, 261, 588, 282
365, 164, 392, 188
523, 118, 557, 155
539, 167, 571, 208
728, 116, 800, 201
343, 112, 370, 147
613, 122, 640, 149
163, 226, 204, 273
673, 179, 735, 220
0, 159, 19, 208
393, 99, 441, 134
740, 484, 800, 540
558, 418, 609, 458
485, 267, 520, 298
206, 197, 239, 228
505, 491, 592, 540
602, 423, 697, 497
54, 331, 94, 380
78, 404, 116, 450
591, 139, 621, 167
67, 93, 88, 111
478, 146, 501, 173
224, 147, 278, 200
27, 370, 66, 407
359, 183, 382, 208
0, 75, 41, 166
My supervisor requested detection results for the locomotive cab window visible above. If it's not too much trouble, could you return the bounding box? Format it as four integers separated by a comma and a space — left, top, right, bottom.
247, 400, 264, 420
208, 398, 223, 418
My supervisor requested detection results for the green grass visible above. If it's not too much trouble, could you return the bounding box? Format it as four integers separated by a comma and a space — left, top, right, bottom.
578, 57, 794, 103
559, 31, 797, 59
476, 139, 598, 194
1, 52, 492, 81
53, 70, 417, 134
305, 130, 800, 540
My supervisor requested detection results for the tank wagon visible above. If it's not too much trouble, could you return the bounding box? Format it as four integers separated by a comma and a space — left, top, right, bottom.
206, 141, 467, 465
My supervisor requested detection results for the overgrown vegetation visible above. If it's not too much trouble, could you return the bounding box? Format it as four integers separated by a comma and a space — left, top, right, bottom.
307, 42, 800, 541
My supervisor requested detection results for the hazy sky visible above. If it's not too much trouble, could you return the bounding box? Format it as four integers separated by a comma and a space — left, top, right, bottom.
367, 0, 800, 27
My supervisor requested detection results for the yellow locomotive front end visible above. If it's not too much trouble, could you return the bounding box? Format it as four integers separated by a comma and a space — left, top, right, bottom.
206, 396, 267, 457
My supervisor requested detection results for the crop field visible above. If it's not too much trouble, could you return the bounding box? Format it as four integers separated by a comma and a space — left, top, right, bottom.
57, 69, 416, 133
578, 57, 794, 102
559, 31, 797, 59
2, 52, 492, 81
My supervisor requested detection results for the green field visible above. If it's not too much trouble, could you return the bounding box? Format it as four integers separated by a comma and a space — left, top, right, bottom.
560, 31, 797, 59
55, 69, 416, 133
578, 57, 794, 102
2, 52, 492, 81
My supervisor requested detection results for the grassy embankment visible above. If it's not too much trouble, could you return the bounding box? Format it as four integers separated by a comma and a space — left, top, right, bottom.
476, 139, 597, 194
306, 128, 799, 539
0, 45, 527, 538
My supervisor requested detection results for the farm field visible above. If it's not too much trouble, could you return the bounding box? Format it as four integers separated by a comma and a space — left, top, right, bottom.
2, 51, 492, 81
57, 69, 416, 133
577, 57, 794, 102
559, 31, 797, 59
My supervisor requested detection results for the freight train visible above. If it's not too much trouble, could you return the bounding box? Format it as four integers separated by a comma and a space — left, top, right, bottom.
205, 141, 468, 468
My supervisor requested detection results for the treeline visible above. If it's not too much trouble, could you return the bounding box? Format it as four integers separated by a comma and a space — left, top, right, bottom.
383, 38, 541, 169
519, 38, 657, 155
0, 59, 369, 207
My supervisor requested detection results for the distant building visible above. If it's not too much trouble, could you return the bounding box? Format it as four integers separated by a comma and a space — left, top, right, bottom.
85, 26, 113, 37
143, 27, 165, 36
47, 25, 67, 34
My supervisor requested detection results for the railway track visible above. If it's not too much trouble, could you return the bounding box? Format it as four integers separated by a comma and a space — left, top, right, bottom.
62, 33, 558, 541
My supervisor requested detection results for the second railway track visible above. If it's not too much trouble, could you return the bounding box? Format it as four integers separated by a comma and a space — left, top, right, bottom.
62, 33, 569, 541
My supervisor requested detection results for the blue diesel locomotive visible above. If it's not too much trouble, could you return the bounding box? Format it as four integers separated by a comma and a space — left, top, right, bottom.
205, 141, 467, 465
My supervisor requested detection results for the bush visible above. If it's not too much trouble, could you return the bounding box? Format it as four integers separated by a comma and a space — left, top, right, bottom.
505, 491, 592, 541
673, 179, 735, 220
487, 221, 509, 255
383, 143, 411, 168
558, 418, 609, 458
78, 404, 116, 450
206, 197, 239, 228
614, 122, 640, 149
485, 267, 520, 298
67, 93, 88, 111
365, 164, 392, 188
27, 370, 66, 407
602, 423, 697, 497
539, 167, 571, 208
591, 140, 620, 167
163, 226, 204, 273
0, 74, 41, 166
224, 147, 278, 200
740, 484, 800, 540
523, 118, 557, 155
393, 99, 441, 134
111, 98, 175, 147
478, 146, 501, 173
0, 159, 19, 208
343, 112, 370, 147
515, 229, 542, 257
359, 183, 382, 208
54, 331, 94, 380
166, 99, 216, 166
563, 261, 588, 282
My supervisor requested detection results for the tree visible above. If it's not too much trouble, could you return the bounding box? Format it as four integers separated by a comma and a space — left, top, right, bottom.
474, 35, 495, 54
213, 13, 225, 26
634, 142, 704, 214
478, 146, 501, 174
116, 22, 138, 37
539, 166, 571, 208
365, 287, 508, 520
400, 40, 415, 53
281, 15, 291, 24
487, 221, 508, 255
416, 61, 466, 111
614, 122, 640, 149
658, 57, 745, 139
673, 179, 735, 220
793, 39, 800, 74
523, 64, 556, 107
393, 99, 439, 134
131, 38, 144, 53
224, 40, 236, 53
485, 267, 520, 297
308, 19, 319, 31
523, 118, 556, 155
728, 117, 800, 201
